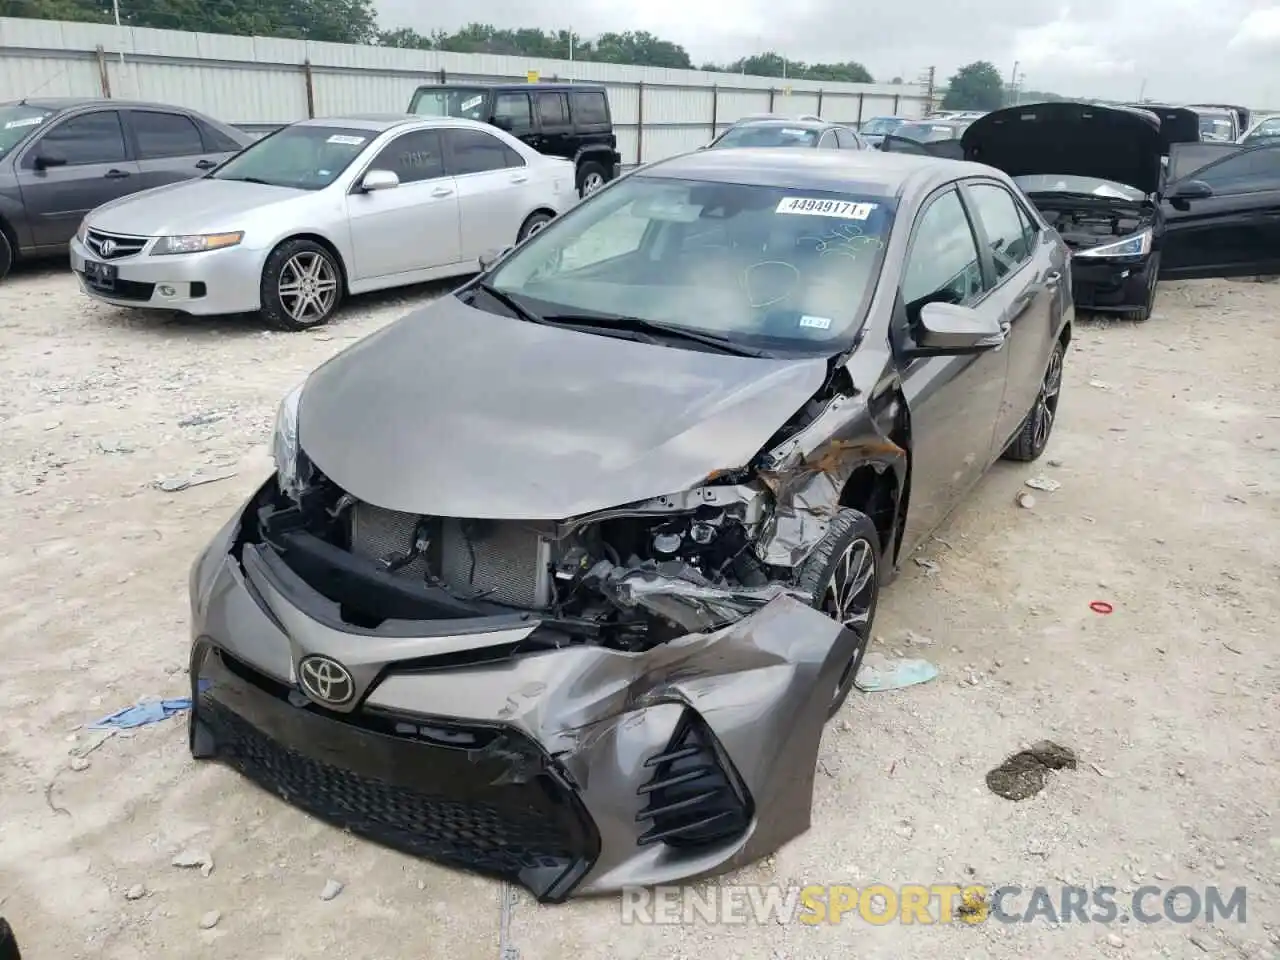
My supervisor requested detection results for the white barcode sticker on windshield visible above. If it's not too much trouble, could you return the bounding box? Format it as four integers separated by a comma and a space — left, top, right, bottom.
4, 116, 45, 129
776, 197, 877, 220
326, 134, 366, 146
460, 95, 484, 111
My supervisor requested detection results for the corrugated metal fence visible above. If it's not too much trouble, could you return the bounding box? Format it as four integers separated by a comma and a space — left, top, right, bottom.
0, 17, 931, 163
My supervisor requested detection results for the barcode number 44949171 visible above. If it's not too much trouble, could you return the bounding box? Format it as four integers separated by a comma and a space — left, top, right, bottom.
775, 197, 878, 220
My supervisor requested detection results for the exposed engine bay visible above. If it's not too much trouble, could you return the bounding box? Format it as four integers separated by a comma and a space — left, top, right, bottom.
1030, 195, 1155, 252
241, 366, 898, 653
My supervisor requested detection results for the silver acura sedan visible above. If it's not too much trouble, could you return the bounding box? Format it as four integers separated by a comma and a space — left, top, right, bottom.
70, 115, 575, 329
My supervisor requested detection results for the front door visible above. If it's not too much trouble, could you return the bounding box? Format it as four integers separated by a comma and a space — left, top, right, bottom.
15, 109, 142, 248
345, 128, 462, 281
1161, 142, 1280, 280
441, 127, 534, 262
891, 185, 1012, 557
960, 179, 1062, 447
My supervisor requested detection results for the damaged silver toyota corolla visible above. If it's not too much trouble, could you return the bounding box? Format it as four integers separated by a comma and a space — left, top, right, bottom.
188, 147, 1073, 902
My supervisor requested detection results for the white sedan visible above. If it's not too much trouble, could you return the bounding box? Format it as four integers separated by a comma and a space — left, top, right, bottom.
70, 115, 575, 329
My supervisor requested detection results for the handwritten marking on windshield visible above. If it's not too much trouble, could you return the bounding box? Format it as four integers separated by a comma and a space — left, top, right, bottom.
742, 260, 800, 308
800, 223, 886, 259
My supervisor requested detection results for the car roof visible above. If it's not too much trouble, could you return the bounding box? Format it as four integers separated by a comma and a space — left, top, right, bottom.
730, 118, 845, 132
638, 147, 995, 199
413, 82, 605, 93
3, 96, 212, 112
295, 114, 508, 134
902, 118, 969, 128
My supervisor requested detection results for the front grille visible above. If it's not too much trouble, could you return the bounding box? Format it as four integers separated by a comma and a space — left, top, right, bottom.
85, 229, 148, 260
636, 710, 753, 849
200, 696, 597, 893
349, 503, 553, 608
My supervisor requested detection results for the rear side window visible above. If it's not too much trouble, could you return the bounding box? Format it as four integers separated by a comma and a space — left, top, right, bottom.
535, 92, 569, 127
494, 92, 532, 130
834, 128, 859, 149
131, 110, 204, 159
197, 120, 244, 153
965, 182, 1033, 281
817, 130, 838, 149
444, 128, 523, 175
32, 110, 127, 165
570, 91, 609, 125
902, 188, 984, 315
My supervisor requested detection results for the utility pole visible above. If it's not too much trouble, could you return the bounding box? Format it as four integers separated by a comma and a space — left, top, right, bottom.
1008, 60, 1019, 106
926, 65, 936, 113
1137, 78, 1147, 102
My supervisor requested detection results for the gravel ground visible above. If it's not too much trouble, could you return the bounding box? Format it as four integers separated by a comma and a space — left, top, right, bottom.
0, 266, 1277, 960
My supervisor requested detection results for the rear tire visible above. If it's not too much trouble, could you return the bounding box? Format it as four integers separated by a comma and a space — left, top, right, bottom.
576, 161, 608, 198
258, 239, 343, 332
0, 230, 12, 282
1003, 340, 1065, 462
795, 508, 881, 719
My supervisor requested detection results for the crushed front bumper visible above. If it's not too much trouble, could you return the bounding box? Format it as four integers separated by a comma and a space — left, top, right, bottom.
188, 485, 858, 901
1070, 253, 1155, 312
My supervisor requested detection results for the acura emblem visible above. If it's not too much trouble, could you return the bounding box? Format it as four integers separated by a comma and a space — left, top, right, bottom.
99, 238, 117, 256
297, 655, 354, 706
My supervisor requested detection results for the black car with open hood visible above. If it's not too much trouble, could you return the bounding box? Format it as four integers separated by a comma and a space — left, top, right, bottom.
961, 101, 1280, 320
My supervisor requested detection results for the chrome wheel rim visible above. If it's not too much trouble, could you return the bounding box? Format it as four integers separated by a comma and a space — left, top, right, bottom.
821, 537, 877, 705
526, 217, 550, 237
582, 172, 605, 195
1033, 348, 1063, 450
278, 251, 338, 324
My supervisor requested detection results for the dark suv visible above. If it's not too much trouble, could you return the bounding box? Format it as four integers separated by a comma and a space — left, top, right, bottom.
0, 97, 251, 280
408, 83, 621, 197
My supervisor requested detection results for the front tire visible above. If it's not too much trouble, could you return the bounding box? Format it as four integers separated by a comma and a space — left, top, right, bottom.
258, 239, 343, 332
796, 508, 881, 719
576, 161, 608, 198
517, 211, 554, 242
1003, 339, 1065, 462
1124, 253, 1160, 322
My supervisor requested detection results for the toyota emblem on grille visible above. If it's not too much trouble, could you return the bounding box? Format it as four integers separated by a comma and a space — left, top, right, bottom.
297, 655, 355, 706
99, 238, 117, 257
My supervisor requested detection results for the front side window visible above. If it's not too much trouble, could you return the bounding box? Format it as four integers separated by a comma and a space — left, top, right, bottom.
368, 129, 444, 184
902, 188, 984, 318
494, 93, 532, 130
486, 175, 896, 350
409, 87, 489, 121
966, 183, 1033, 281
1191, 145, 1280, 194
32, 111, 126, 165
211, 125, 372, 190
0, 104, 54, 159
131, 110, 204, 159
444, 128, 522, 175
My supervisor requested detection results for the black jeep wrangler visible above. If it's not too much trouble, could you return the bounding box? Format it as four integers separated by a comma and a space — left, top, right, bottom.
408, 82, 622, 197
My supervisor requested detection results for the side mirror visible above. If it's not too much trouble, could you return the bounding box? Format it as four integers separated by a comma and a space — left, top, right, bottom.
33, 152, 67, 171
1170, 179, 1213, 201
490, 116, 514, 132
360, 169, 399, 192
478, 246, 513, 272
914, 302, 1006, 353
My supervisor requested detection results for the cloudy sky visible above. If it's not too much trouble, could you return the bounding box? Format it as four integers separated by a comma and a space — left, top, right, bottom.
376, 0, 1280, 105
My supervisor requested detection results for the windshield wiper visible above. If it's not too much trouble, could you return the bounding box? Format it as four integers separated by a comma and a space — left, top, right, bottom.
217, 175, 270, 185
471, 280, 545, 324
537, 312, 771, 357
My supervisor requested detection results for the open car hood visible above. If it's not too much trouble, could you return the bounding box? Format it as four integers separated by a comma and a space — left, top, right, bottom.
1122, 104, 1201, 153
961, 102, 1163, 196
297, 295, 829, 520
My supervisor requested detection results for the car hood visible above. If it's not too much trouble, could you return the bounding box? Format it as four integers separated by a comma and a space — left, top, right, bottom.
87, 178, 303, 235
961, 102, 1163, 196
1125, 105, 1201, 152
297, 296, 830, 520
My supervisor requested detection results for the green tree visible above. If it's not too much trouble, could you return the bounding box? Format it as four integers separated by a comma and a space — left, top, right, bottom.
942, 61, 1004, 111
592, 31, 691, 69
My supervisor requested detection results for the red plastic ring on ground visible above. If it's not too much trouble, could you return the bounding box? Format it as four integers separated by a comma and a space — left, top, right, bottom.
1090, 601, 1114, 615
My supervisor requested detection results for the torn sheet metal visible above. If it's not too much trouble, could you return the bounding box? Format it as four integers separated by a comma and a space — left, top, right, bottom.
592, 559, 810, 632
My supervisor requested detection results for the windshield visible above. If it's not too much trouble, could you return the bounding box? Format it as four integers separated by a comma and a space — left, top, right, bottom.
895, 122, 961, 143
409, 87, 489, 120
714, 124, 820, 148
860, 117, 905, 136
1014, 174, 1147, 202
210, 125, 372, 190
0, 104, 54, 158
1197, 112, 1234, 141
484, 175, 895, 351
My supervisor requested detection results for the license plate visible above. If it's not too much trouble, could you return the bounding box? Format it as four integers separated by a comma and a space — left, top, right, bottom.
83, 259, 117, 291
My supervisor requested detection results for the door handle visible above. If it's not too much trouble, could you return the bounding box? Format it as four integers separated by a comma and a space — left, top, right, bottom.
510, 174, 529, 183
195, 159, 217, 170
104, 169, 130, 179
1045, 269, 1062, 285
430, 187, 453, 198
